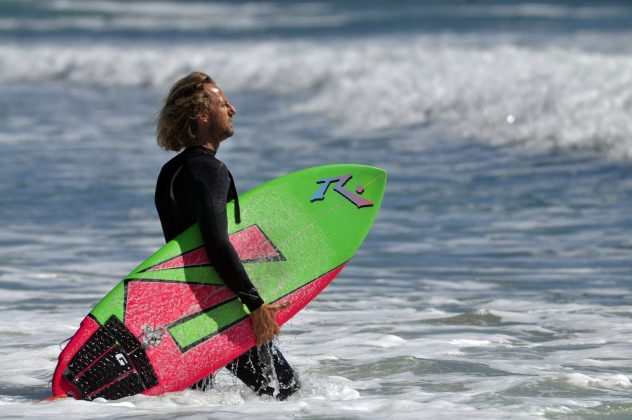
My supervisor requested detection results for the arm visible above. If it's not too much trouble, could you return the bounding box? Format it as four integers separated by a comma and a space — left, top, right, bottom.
194, 178, 264, 311
193, 167, 288, 346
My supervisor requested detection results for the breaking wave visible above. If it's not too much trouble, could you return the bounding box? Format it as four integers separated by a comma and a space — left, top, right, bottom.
3, 34, 632, 159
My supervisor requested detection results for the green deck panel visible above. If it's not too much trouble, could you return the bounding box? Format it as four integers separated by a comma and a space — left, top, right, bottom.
167, 298, 247, 349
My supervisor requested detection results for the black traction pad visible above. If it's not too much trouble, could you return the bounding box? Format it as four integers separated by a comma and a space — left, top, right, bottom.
64, 316, 159, 400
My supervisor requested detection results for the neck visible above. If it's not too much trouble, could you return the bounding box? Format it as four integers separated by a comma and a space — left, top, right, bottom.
195, 131, 220, 152
195, 124, 225, 151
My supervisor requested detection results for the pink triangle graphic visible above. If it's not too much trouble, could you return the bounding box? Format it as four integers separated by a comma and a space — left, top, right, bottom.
147, 225, 282, 272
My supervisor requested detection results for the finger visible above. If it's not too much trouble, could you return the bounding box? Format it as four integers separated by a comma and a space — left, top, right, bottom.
271, 301, 291, 311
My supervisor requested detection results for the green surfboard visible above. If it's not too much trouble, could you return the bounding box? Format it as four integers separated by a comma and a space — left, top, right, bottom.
52, 164, 386, 400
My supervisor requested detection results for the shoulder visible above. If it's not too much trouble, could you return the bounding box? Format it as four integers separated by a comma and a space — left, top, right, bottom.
156, 152, 185, 184
183, 154, 229, 185
184, 154, 225, 172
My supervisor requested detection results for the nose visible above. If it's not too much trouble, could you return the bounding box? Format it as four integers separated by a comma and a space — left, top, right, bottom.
228, 102, 236, 117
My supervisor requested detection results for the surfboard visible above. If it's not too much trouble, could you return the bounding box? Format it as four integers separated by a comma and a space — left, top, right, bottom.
51, 164, 386, 400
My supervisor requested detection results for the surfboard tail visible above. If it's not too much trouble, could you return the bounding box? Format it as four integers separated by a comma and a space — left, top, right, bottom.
52, 316, 158, 400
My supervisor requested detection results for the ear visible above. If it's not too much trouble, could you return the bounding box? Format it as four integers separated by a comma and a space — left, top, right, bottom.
196, 112, 209, 124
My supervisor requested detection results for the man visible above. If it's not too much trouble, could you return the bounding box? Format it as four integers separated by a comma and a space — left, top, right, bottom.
154, 72, 300, 400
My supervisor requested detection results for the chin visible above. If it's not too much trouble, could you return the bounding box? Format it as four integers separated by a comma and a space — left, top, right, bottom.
219, 132, 234, 143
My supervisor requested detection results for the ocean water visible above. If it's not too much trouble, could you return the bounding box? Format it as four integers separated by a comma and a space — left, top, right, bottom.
2, 0, 632, 418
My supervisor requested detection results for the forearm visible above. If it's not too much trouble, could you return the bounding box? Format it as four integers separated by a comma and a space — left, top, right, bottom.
203, 230, 264, 311
197, 194, 264, 311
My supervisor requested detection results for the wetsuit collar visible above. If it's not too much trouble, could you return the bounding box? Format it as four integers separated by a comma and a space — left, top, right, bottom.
186, 145, 216, 156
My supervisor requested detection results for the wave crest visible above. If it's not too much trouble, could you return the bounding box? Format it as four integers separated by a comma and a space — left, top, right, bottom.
3, 36, 632, 159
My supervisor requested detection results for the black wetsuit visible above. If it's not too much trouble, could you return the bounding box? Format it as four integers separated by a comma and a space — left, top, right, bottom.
155, 146, 299, 399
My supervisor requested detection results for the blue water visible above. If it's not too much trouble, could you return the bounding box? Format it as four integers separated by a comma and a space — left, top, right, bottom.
2, 1, 632, 418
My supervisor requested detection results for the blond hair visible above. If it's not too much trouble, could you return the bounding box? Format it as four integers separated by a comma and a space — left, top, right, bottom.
156, 72, 215, 151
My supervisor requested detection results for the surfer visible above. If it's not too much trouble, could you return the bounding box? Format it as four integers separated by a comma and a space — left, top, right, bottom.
154, 72, 300, 400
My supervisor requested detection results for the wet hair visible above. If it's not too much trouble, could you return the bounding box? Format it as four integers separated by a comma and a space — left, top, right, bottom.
156, 72, 215, 151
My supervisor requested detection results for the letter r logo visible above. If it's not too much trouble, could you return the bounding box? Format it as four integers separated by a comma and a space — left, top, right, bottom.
310, 174, 373, 208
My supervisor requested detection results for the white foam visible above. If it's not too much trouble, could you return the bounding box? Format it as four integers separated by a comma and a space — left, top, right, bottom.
565, 373, 632, 390
448, 338, 494, 347
364, 335, 407, 349
3, 374, 47, 387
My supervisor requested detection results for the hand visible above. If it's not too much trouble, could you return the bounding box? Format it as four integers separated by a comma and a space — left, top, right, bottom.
250, 301, 291, 347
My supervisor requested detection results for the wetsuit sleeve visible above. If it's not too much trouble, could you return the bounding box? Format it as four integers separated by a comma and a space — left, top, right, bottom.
193, 176, 264, 312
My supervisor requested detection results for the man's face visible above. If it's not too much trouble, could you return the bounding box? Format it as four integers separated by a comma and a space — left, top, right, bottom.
202, 83, 237, 142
